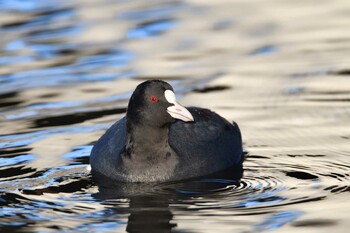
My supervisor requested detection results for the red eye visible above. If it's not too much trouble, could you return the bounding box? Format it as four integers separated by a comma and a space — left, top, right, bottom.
150, 96, 158, 103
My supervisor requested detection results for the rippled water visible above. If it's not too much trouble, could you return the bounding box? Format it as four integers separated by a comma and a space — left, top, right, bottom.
0, 0, 349, 232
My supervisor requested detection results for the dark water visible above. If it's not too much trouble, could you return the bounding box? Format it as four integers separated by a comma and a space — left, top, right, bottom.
0, 0, 349, 232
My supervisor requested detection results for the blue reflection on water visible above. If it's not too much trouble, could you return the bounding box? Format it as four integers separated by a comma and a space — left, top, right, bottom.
76, 221, 122, 232
26, 26, 82, 41
0, 0, 51, 12
0, 124, 109, 149
0, 154, 35, 167
121, 2, 182, 21
127, 20, 175, 39
76, 51, 134, 70
5, 40, 26, 51
249, 45, 276, 56
0, 69, 135, 93
64, 145, 93, 161
27, 42, 78, 56
239, 194, 287, 208
23, 92, 130, 111
254, 211, 302, 231
27, 101, 82, 110
0, 56, 33, 65
1, 6, 75, 29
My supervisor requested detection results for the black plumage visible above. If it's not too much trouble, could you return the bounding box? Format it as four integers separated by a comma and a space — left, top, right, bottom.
90, 80, 243, 183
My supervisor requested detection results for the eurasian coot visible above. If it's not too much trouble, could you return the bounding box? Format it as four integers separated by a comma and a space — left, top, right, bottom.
90, 80, 243, 183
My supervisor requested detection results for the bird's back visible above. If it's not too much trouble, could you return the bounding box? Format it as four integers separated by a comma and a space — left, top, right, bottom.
169, 107, 243, 179
90, 117, 127, 181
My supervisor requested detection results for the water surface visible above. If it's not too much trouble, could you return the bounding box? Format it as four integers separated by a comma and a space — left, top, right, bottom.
0, 0, 349, 232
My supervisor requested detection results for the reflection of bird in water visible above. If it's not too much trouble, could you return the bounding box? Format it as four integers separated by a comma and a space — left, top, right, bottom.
126, 195, 176, 233
94, 166, 243, 233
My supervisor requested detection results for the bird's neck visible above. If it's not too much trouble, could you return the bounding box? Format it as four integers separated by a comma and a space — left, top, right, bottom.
126, 122, 170, 156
